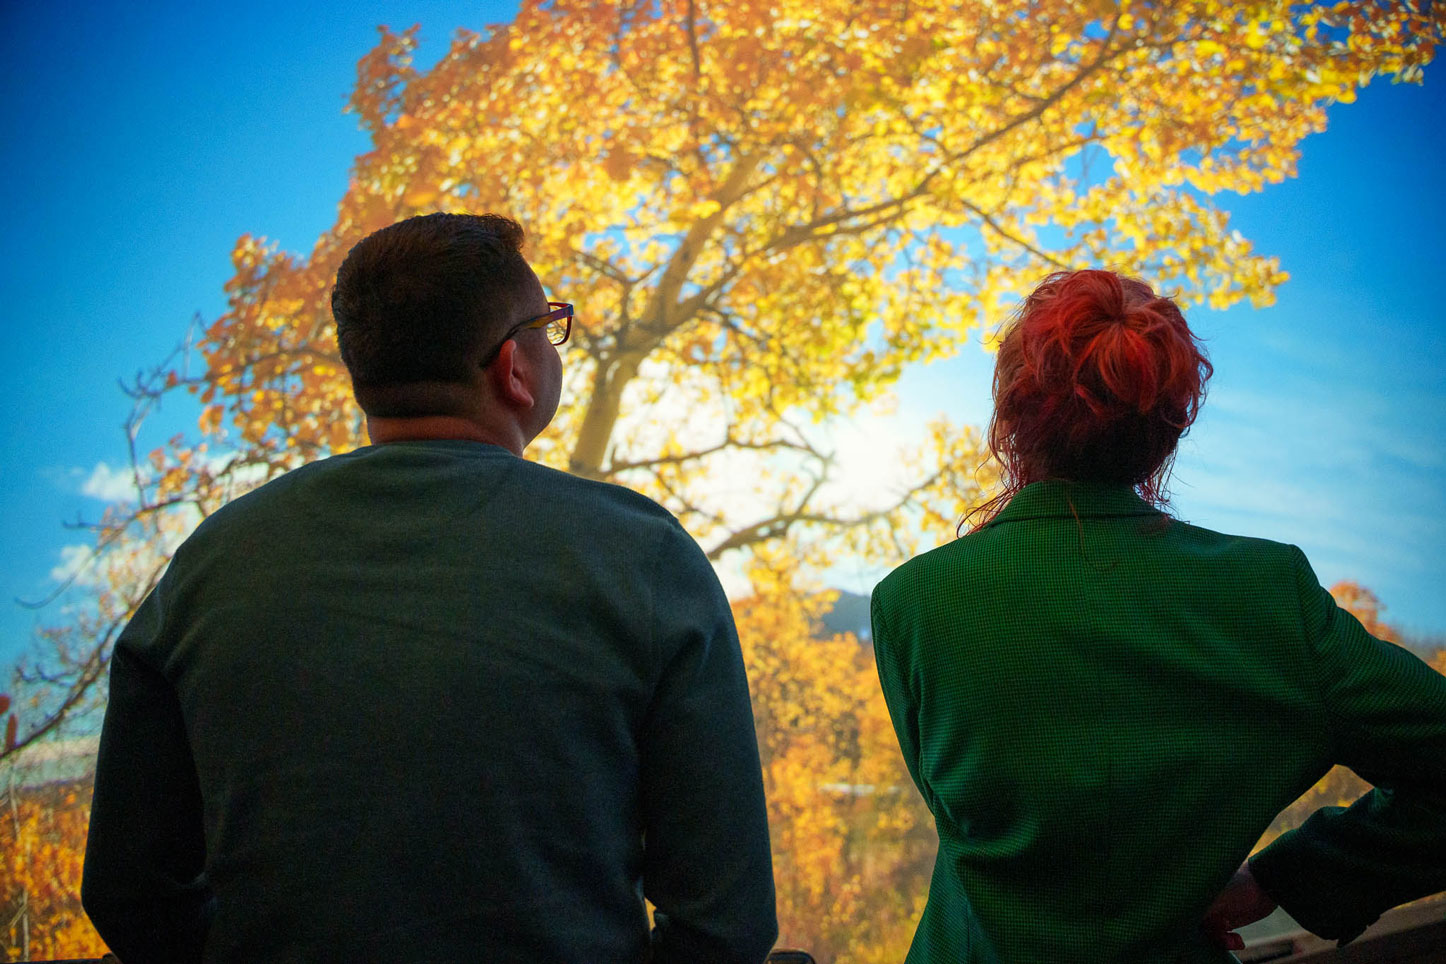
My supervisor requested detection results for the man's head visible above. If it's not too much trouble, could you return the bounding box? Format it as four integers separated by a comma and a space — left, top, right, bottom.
332, 213, 563, 450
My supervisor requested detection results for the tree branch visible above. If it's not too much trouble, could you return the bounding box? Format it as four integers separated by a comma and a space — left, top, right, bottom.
957, 198, 1070, 269
0, 626, 112, 766
606, 435, 815, 474
704, 452, 954, 561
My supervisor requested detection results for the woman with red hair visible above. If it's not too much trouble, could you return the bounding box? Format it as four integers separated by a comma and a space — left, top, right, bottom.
871, 269, 1446, 962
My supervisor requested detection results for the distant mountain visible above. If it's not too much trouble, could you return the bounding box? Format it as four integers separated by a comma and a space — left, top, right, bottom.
820, 589, 871, 644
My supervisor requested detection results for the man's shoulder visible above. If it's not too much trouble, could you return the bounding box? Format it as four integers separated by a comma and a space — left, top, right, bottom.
183, 458, 316, 534
191, 448, 350, 513
506, 458, 695, 552
190, 445, 689, 550
514, 458, 677, 517
153, 457, 334, 574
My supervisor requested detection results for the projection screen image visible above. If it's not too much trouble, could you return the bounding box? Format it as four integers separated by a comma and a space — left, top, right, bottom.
2, 1, 1443, 960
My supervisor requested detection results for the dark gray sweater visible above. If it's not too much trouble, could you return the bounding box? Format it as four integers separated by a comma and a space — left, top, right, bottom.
83, 440, 777, 963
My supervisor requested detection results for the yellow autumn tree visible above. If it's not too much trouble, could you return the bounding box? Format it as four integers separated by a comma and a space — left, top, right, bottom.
8, 1, 1444, 959
16, 0, 1441, 746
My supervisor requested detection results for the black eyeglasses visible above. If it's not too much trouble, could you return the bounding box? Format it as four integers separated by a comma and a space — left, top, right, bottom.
479, 302, 573, 368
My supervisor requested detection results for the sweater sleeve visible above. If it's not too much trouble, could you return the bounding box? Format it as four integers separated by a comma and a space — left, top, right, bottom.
82, 584, 213, 963
1249, 548, 1446, 943
640, 521, 778, 964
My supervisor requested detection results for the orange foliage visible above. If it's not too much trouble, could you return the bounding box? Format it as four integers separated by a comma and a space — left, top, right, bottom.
733, 553, 933, 962
1327, 580, 1401, 643
1, 783, 109, 961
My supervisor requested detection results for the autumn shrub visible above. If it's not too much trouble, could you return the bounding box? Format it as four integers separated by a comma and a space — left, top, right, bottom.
2, 780, 109, 961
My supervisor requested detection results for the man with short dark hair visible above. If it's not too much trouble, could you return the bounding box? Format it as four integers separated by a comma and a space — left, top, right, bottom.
82, 213, 779, 963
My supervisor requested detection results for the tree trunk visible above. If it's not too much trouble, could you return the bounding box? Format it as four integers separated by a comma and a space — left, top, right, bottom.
568, 349, 645, 479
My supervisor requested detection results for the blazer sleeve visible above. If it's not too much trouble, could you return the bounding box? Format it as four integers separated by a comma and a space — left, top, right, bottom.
871, 586, 930, 812
82, 583, 213, 963
640, 521, 778, 964
1249, 547, 1446, 944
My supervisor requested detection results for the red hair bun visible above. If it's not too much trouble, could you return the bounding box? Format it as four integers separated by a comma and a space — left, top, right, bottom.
981, 269, 1212, 521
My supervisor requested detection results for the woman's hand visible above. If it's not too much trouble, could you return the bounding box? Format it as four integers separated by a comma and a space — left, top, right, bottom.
1201, 861, 1278, 951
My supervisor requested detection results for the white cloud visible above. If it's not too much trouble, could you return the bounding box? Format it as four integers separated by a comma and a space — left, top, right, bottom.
80, 462, 140, 502
72, 451, 284, 506
50, 544, 100, 588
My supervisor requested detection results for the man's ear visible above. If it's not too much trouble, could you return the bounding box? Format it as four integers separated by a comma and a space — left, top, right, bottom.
486, 339, 537, 410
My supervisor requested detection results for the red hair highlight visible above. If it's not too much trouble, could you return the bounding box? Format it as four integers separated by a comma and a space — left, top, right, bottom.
966, 269, 1212, 530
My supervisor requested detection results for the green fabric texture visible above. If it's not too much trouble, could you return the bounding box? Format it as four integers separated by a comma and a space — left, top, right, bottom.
871, 480, 1446, 963
83, 440, 777, 964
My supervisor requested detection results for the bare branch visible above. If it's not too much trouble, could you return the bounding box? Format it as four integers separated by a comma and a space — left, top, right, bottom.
572, 246, 644, 288
0, 626, 112, 766
704, 452, 956, 561
957, 199, 1070, 269
606, 435, 815, 474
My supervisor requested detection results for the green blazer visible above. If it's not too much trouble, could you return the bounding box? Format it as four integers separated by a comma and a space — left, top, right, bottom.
871, 481, 1446, 963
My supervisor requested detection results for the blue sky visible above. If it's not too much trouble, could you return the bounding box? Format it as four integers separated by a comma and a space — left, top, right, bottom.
1, 2, 1443, 671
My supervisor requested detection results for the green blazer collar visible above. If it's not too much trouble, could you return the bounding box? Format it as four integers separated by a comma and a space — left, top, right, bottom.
985, 480, 1164, 527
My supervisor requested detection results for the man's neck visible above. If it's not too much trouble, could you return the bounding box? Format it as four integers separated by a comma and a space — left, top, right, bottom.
365, 415, 522, 456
